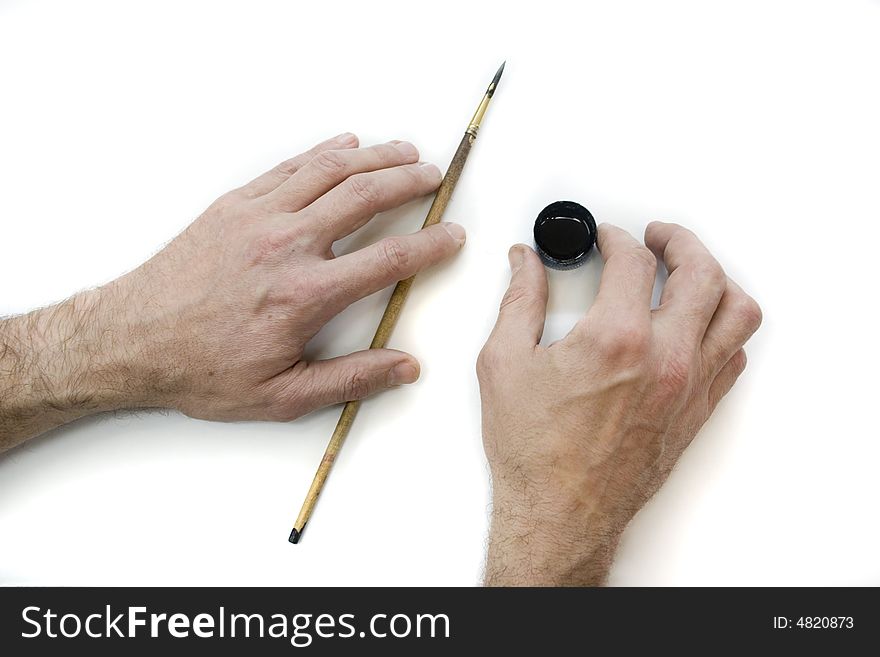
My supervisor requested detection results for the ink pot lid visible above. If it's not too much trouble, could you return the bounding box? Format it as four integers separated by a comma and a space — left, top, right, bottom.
533, 201, 597, 270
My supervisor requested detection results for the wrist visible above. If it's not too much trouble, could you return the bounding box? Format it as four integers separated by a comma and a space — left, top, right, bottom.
75, 279, 192, 410
1, 291, 121, 447
27, 289, 152, 413
4, 285, 174, 424
1, 267, 197, 448
485, 476, 624, 586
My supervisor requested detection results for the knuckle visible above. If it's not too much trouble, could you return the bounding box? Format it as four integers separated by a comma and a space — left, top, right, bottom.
630, 245, 657, 270
733, 293, 763, 332
210, 191, 241, 212
731, 349, 748, 374
689, 258, 726, 291
341, 370, 374, 400
296, 273, 332, 309
347, 174, 382, 206
663, 228, 695, 260
644, 220, 663, 236
657, 355, 693, 398
595, 322, 651, 361
312, 149, 347, 176
476, 344, 501, 378
402, 163, 426, 186
375, 143, 401, 163
611, 245, 657, 272
667, 226, 697, 250
377, 237, 410, 275
262, 376, 308, 423
643, 221, 664, 244
499, 284, 531, 312
247, 229, 295, 264
274, 156, 303, 177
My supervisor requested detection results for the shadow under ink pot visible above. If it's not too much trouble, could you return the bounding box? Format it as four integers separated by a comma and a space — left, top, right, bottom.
533, 200, 597, 270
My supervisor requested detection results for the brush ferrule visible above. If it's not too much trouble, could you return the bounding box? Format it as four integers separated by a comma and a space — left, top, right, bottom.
467, 93, 491, 136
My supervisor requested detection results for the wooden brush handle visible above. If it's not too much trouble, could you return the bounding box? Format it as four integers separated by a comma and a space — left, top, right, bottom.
291, 133, 475, 538
370, 133, 473, 349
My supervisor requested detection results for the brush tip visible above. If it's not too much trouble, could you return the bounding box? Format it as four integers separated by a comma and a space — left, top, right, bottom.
494, 61, 505, 82
488, 61, 505, 96
289, 526, 304, 544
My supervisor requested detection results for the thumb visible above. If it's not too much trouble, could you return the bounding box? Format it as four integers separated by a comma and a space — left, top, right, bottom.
487, 244, 549, 348
276, 349, 420, 418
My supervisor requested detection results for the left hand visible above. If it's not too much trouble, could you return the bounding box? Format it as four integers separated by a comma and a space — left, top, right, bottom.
0, 133, 465, 449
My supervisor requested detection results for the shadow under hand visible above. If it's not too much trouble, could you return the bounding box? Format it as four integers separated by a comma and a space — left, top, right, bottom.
539, 254, 603, 346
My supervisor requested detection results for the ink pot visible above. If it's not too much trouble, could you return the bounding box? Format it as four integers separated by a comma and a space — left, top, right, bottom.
533, 201, 597, 270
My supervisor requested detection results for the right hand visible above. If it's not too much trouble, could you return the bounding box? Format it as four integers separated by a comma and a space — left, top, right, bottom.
477, 222, 761, 585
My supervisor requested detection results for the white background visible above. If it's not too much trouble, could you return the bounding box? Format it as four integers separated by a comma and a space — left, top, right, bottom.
1, 0, 879, 586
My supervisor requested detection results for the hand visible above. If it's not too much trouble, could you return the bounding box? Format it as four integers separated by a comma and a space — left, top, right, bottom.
0, 133, 465, 449
477, 222, 761, 585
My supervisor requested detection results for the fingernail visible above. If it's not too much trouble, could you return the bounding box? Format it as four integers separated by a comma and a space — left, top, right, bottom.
392, 141, 418, 158
388, 361, 420, 386
419, 162, 442, 178
508, 246, 524, 272
442, 222, 466, 245
336, 132, 357, 145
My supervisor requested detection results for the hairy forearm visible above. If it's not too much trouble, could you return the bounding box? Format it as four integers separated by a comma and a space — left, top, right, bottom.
485, 483, 623, 586
0, 284, 168, 452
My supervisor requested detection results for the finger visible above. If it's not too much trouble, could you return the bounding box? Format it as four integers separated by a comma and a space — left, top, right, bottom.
707, 348, 747, 412
272, 349, 420, 418
297, 162, 442, 246
644, 221, 727, 341
263, 141, 421, 212
485, 245, 549, 349
318, 222, 466, 311
702, 279, 762, 376
237, 132, 359, 199
573, 223, 656, 336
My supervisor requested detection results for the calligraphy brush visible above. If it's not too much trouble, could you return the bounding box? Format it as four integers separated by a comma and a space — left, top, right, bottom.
289, 61, 505, 544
